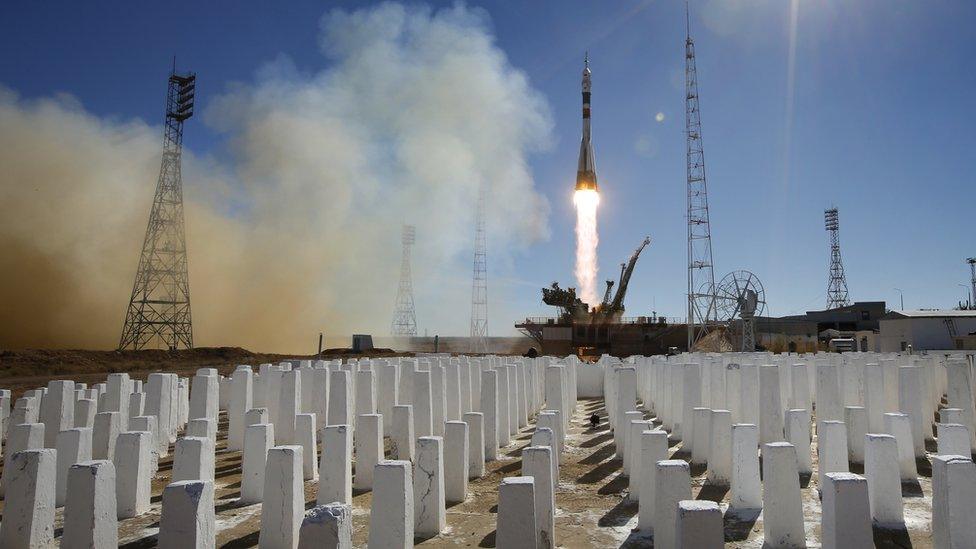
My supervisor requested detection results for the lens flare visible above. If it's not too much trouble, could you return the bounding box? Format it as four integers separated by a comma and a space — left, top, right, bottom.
573, 189, 600, 306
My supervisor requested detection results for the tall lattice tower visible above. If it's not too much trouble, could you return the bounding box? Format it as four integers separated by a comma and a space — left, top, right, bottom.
119, 67, 196, 351
469, 183, 489, 353
685, 4, 718, 350
824, 208, 851, 309
391, 225, 418, 336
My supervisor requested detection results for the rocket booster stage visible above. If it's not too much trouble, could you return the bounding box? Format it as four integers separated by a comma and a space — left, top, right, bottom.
576, 54, 598, 192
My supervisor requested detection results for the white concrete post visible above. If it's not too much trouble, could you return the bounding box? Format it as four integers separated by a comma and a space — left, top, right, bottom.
937, 423, 971, 456
278, 369, 301, 445
496, 476, 537, 549
523, 446, 555, 549
946, 359, 976, 452
355, 369, 376, 428
897, 366, 926, 456
40, 380, 75, 448
414, 370, 434, 438
128, 392, 145, 421
355, 414, 383, 491
844, 406, 867, 464
260, 446, 304, 549
653, 459, 692, 549
159, 480, 215, 549
246, 407, 269, 426
496, 366, 512, 446
864, 433, 904, 528
785, 409, 812, 475
298, 503, 352, 549
739, 363, 759, 427
691, 407, 712, 465
105, 373, 131, 431
864, 363, 885, 433
146, 373, 177, 453
675, 500, 723, 549
459, 361, 473, 415
0, 448, 56, 548
312, 367, 330, 432
537, 410, 565, 453
115, 431, 152, 518
328, 370, 353, 436
55, 427, 93, 507
414, 436, 447, 537
62, 460, 117, 549
481, 369, 499, 460
621, 410, 644, 474
707, 409, 732, 485
761, 442, 805, 547
817, 420, 849, 489
228, 366, 253, 452
821, 472, 872, 549
92, 411, 121, 460
637, 429, 669, 532
368, 460, 414, 548
391, 404, 415, 462
759, 365, 784, 444
241, 423, 275, 504
74, 398, 97, 429
789, 363, 810, 411
377, 363, 398, 433
730, 423, 762, 512
445, 364, 461, 422
187, 417, 217, 450
296, 413, 318, 481
627, 419, 652, 497
431, 364, 447, 437
172, 436, 214, 482
817, 362, 843, 422
545, 366, 566, 438
932, 454, 976, 548
883, 412, 918, 480
464, 412, 485, 479
189, 370, 218, 421
444, 420, 469, 503
318, 424, 352, 505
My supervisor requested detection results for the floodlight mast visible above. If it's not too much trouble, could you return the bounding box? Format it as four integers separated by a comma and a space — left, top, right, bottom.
119, 66, 196, 351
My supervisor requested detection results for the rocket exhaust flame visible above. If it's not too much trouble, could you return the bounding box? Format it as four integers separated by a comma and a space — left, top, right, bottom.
574, 189, 600, 306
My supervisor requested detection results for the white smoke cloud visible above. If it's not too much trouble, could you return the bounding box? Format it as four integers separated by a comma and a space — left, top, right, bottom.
0, 2, 552, 351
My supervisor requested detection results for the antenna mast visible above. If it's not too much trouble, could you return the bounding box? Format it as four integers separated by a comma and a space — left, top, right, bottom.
685, 2, 718, 350
391, 225, 418, 336
824, 208, 851, 309
470, 182, 489, 353
119, 67, 196, 350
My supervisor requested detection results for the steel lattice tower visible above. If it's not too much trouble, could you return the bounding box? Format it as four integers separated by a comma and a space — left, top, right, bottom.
685, 4, 718, 350
824, 208, 851, 309
119, 67, 196, 351
391, 225, 418, 336
469, 182, 489, 354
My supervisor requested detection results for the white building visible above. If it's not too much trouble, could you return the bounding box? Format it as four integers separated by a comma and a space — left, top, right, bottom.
878, 310, 976, 352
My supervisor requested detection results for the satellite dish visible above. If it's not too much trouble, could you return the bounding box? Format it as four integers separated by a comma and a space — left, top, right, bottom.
715, 270, 766, 351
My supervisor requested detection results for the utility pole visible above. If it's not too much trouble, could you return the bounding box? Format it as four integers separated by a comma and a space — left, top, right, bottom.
685, 1, 718, 350
967, 258, 976, 310
119, 66, 196, 351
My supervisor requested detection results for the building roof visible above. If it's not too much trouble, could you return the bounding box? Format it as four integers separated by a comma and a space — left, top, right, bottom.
881, 309, 976, 320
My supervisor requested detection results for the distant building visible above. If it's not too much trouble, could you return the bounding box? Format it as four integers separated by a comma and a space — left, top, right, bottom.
879, 309, 976, 352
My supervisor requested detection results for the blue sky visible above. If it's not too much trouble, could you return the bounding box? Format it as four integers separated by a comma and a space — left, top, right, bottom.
2, 0, 974, 337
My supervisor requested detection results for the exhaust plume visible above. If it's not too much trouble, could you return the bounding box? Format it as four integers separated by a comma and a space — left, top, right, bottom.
0, 3, 552, 351
573, 189, 600, 306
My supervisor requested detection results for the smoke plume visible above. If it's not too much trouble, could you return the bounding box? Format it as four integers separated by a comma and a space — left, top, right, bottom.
0, 3, 552, 351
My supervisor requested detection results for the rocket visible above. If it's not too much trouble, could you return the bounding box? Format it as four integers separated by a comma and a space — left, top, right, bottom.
575, 53, 598, 192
